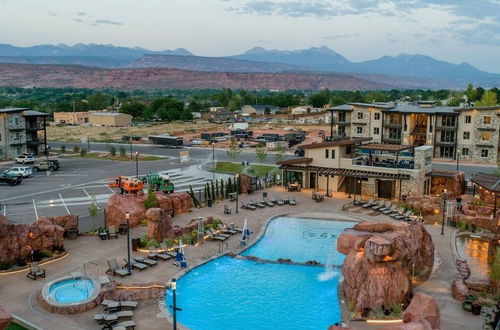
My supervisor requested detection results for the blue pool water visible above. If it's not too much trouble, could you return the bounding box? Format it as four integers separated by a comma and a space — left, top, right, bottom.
49, 278, 94, 304
166, 217, 352, 329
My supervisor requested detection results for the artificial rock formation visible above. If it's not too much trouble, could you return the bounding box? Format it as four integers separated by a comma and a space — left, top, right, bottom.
35, 214, 78, 233
0, 306, 12, 330
146, 210, 214, 242
105, 191, 192, 227
0, 215, 64, 264
402, 293, 440, 330
337, 221, 434, 313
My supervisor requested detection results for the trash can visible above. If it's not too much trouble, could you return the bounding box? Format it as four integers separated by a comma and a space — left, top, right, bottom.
263, 192, 268, 198
132, 238, 141, 251
207, 199, 213, 207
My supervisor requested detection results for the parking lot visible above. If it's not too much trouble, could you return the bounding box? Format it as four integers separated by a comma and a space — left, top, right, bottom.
0, 156, 228, 226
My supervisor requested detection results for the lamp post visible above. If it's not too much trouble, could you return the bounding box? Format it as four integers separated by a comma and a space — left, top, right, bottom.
212, 142, 215, 181
441, 189, 447, 236
135, 152, 139, 179
129, 142, 133, 160
347, 177, 352, 198
126, 211, 131, 274
87, 135, 91, 153
169, 278, 182, 330
456, 149, 461, 171
235, 174, 239, 214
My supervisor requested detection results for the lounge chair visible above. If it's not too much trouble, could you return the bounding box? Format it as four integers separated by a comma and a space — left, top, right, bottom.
288, 197, 296, 205
106, 259, 130, 277
383, 204, 397, 215
149, 247, 170, 260
123, 258, 147, 271
240, 201, 256, 210
270, 196, 279, 205
108, 226, 118, 239
379, 201, 392, 212
209, 227, 230, 238
276, 196, 284, 206
133, 256, 157, 267
394, 210, 412, 220
362, 199, 376, 208
390, 207, 405, 218
218, 223, 237, 234
111, 320, 137, 330
228, 223, 242, 232
205, 230, 227, 241
159, 243, 177, 257
372, 200, 385, 210
353, 196, 364, 206
264, 198, 274, 207
26, 262, 45, 280
95, 310, 134, 324
224, 205, 231, 214
404, 212, 415, 221
250, 199, 265, 208
101, 300, 138, 310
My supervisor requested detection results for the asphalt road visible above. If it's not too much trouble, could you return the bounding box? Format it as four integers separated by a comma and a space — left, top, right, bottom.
49, 141, 497, 179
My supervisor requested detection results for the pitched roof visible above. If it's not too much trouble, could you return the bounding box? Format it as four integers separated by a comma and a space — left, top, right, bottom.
275, 157, 313, 165
471, 172, 500, 193
0, 107, 30, 113
23, 110, 50, 117
244, 104, 278, 110
356, 143, 414, 152
300, 137, 372, 149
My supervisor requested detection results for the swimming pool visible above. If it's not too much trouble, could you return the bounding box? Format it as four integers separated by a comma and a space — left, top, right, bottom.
48, 278, 95, 304
166, 216, 352, 329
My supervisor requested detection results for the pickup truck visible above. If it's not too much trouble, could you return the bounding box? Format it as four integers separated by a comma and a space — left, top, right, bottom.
0, 170, 23, 185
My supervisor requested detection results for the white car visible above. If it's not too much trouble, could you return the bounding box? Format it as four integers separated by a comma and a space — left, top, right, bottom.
15, 154, 35, 164
6, 166, 32, 178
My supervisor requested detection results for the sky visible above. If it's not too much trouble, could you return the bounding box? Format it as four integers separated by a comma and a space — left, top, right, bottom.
1, 0, 499, 73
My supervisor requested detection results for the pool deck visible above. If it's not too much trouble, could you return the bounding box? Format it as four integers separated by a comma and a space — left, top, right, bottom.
0, 187, 481, 329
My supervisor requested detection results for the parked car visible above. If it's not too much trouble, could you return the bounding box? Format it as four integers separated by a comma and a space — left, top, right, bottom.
6, 166, 32, 178
0, 170, 23, 185
32, 160, 57, 172
15, 154, 35, 164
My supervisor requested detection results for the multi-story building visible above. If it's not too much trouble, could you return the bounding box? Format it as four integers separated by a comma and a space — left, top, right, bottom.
328, 101, 500, 164
0, 107, 49, 159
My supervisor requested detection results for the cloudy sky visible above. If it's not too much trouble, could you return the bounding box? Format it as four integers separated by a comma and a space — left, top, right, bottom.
1, 0, 499, 72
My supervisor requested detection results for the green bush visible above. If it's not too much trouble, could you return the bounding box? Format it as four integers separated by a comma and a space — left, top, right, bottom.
388, 303, 404, 317
73, 145, 80, 153
80, 148, 87, 157
60, 145, 66, 154
109, 145, 116, 157
459, 219, 468, 232
42, 251, 53, 259
120, 146, 127, 158
144, 184, 158, 209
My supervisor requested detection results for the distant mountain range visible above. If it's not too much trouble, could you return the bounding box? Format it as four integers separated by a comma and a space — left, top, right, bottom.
0, 43, 499, 88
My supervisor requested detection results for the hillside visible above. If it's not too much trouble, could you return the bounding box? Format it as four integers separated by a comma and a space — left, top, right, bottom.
0, 63, 394, 90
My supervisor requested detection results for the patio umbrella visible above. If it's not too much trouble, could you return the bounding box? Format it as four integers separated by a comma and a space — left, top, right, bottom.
175, 239, 187, 268
240, 219, 252, 246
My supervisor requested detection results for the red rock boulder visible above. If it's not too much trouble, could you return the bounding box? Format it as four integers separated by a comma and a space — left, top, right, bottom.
0, 306, 12, 330
105, 193, 147, 227
146, 208, 173, 242
402, 292, 440, 330
451, 275, 469, 301
35, 214, 78, 233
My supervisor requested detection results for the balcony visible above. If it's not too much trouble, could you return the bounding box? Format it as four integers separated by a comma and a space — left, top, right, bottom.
27, 140, 42, 146
435, 125, 457, 131
435, 140, 455, 146
9, 125, 25, 131
477, 126, 497, 131
410, 125, 427, 136
382, 137, 402, 144
476, 141, 495, 148
10, 140, 24, 146
331, 120, 350, 126
26, 125, 44, 131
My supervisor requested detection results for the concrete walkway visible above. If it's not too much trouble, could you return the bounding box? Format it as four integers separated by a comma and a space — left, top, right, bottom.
0, 187, 481, 329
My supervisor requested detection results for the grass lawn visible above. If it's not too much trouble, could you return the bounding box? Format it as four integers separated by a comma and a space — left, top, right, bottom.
214, 161, 279, 176
53, 150, 165, 162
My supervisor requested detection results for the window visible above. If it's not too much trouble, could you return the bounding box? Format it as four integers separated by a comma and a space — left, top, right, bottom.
338, 112, 346, 122
374, 113, 380, 120
374, 127, 380, 135
484, 116, 492, 124
0, 133, 2, 142
356, 127, 363, 134
481, 149, 489, 158
338, 126, 346, 135
465, 115, 471, 123
331, 150, 336, 159
325, 149, 329, 158
441, 115, 456, 127
11, 132, 20, 141
482, 132, 491, 141
462, 148, 469, 156
357, 112, 363, 120
346, 146, 352, 155
388, 128, 401, 140
440, 131, 455, 143
0, 149, 3, 157
463, 132, 470, 140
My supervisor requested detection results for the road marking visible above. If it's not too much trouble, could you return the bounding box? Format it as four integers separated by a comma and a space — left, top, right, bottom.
59, 193, 71, 215
33, 199, 38, 220
107, 185, 115, 194
82, 188, 100, 210
2, 205, 6, 217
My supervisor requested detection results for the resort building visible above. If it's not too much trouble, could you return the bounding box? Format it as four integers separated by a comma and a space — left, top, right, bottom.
278, 137, 435, 200
87, 112, 132, 127
53, 111, 91, 125
0, 107, 49, 159
328, 102, 500, 164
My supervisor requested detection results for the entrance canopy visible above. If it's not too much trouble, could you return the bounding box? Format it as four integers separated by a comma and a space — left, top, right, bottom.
279, 164, 410, 180
471, 173, 500, 193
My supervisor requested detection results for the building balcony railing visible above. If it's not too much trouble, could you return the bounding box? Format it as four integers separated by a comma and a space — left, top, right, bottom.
10, 140, 24, 146
9, 125, 25, 131
26, 126, 44, 131
331, 120, 350, 126
383, 122, 402, 128
435, 140, 455, 146
351, 120, 367, 125
27, 140, 42, 146
382, 137, 402, 144
435, 125, 457, 131
477, 126, 497, 131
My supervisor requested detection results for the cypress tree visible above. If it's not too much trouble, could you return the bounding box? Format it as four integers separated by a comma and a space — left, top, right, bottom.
227, 177, 233, 194
211, 181, 216, 201
215, 180, 219, 200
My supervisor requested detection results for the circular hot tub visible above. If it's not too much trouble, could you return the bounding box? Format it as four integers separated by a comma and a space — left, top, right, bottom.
41, 274, 101, 309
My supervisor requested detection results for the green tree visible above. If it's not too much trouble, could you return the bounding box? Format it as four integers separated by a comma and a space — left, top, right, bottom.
73, 145, 80, 153
466, 83, 477, 104
227, 137, 242, 162
119, 146, 126, 158
255, 143, 267, 163
60, 145, 66, 154
88, 93, 110, 110
80, 148, 87, 157
476, 90, 498, 107
211, 181, 216, 202
227, 177, 233, 194
88, 195, 100, 229
274, 143, 286, 163
215, 180, 219, 200
120, 102, 145, 118
109, 145, 116, 157
144, 184, 158, 209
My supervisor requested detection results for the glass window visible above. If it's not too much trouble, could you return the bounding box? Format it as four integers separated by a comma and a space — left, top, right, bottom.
356, 127, 363, 134
482, 132, 491, 141
338, 112, 346, 122
481, 149, 489, 157
346, 146, 352, 155
462, 148, 469, 156
465, 115, 471, 123
374, 113, 380, 120
357, 112, 363, 120
463, 132, 470, 140
440, 131, 455, 143
374, 127, 379, 135
325, 149, 329, 158
388, 128, 401, 140
441, 115, 456, 127
483, 116, 491, 124
331, 150, 336, 159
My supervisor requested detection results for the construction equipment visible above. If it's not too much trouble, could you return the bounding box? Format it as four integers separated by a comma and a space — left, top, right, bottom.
108, 176, 144, 194
142, 172, 175, 193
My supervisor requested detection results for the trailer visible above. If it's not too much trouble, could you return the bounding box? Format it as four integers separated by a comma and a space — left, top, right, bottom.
149, 135, 184, 148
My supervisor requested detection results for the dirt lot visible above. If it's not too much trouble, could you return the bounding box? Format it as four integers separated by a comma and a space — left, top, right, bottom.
47, 121, 329, 148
